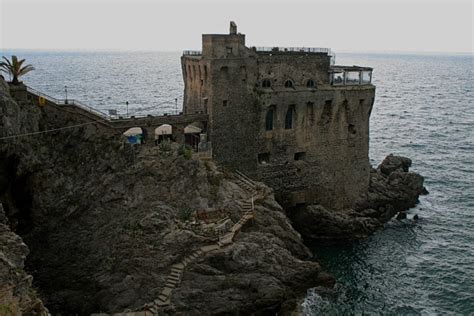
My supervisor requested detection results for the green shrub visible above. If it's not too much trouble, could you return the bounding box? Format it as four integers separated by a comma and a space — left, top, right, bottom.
179, 207, 193, 222
158, 140, 172, 152
178, 144, 192, 160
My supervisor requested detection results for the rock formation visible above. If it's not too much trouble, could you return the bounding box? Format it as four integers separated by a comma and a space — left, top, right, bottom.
290, 154, 426, 245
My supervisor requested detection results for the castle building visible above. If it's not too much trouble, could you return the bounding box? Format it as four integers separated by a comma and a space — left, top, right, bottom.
181, 22, 376, 209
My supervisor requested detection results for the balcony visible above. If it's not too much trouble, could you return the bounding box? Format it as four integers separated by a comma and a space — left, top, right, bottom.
330, 66, 373, 86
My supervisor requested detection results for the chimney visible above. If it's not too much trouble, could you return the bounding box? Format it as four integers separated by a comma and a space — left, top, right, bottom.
229, 21, 237, 35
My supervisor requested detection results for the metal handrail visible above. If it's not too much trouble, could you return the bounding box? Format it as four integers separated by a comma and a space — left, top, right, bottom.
254, 46, 332, 54
183, 50, 202, 56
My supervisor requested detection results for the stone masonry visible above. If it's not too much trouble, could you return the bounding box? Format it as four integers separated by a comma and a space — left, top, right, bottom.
181, 22, 376, 209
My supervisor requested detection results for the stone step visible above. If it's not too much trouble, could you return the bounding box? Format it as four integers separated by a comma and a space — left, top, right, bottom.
201, 244, 220, 252
171, 268, 182, 274
172, 263, 184, 269
165, 281, 177, 288
167, 275, 179, 282
158, 294, 168, 302
170, 272, 181, 279
161, 287, 173, 296
156, 298, 170, 306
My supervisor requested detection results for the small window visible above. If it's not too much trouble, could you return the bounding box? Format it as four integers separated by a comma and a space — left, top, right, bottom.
306, 79, 315, 88
258, 153, 270, 164
221, 66, 229, 72
348, 124, 357, 135
262, 79, 271, 88
265, 107, 274, 131
294, 152, 306, 161
201, 79, 204, 86
223, 100, 228, 107
285, 106, 294, 129
284, 79, 294, 88
359, 99, 365, 105
226, 47, 233, 54
204, 65, 208, 80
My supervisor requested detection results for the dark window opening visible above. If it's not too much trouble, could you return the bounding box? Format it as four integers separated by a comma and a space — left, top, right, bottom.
306, 102, 314, 125
222, 100, 228, 107
284, 79, 294, 88
294, 152, 306, 161
360, 99, 365, 105
348, 124, 357, 135
204, 65, 208, 80
265, 107, 274, 131
320, 100, 332, 125
221, 66, 229, 72
201, 79, 204, 86
258, 153, 270, 164
262, 79, 272, 88
306, 79, 316, 88
285, 106, 294, 129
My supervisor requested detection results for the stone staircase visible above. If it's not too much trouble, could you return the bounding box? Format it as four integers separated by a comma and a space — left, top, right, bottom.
145, 171, 258, 313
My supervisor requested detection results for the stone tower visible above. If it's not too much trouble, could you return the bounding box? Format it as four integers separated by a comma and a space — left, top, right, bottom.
181, 22, 376, 209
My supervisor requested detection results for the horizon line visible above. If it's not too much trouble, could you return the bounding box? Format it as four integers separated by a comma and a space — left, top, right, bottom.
1, 47, 472, 56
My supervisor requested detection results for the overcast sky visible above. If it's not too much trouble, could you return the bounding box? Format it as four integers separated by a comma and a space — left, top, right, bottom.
1, 0, 472, 53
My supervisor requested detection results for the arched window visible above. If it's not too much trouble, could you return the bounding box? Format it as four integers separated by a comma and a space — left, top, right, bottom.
285, 106, 294, 129
265, 107, 274, 131
262, 79, 271, 88
284, 79, 294, 88
306, 79, 315, 88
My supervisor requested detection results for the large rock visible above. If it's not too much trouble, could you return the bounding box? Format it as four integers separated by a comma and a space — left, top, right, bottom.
290, 154, 426, 244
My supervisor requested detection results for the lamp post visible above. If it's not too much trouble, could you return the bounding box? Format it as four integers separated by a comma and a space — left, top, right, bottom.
126, 101, 129, 116
64, 85, 68, 104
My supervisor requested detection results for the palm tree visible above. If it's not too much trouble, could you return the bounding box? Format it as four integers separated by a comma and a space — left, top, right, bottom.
0, 55, 35, 85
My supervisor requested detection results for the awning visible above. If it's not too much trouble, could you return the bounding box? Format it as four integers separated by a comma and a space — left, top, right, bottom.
123, 127, 143, 136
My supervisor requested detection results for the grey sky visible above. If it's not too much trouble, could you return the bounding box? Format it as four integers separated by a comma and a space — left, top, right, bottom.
1, 0, 472, 53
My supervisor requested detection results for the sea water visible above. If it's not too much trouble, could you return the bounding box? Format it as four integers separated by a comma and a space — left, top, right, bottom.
1, 49, 473, 315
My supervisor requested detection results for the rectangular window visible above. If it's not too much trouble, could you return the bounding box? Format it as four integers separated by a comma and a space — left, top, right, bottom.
294, 152, 306, 161
222, 100, 228, 107
345, 71, 360, 85
226, 47, 233, 54
285, 105, 295, 129
258, 153, 270, 164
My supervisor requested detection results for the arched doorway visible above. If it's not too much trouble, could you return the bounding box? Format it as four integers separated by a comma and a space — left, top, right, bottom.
184, 122, 204, 151
123, 127, 144, 144
155, 124, 173, 145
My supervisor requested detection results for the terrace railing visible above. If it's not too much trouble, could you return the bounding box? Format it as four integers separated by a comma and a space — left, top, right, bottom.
254, 46, 332, 54
183, 50, 202, 56
26, 86, 111, 119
